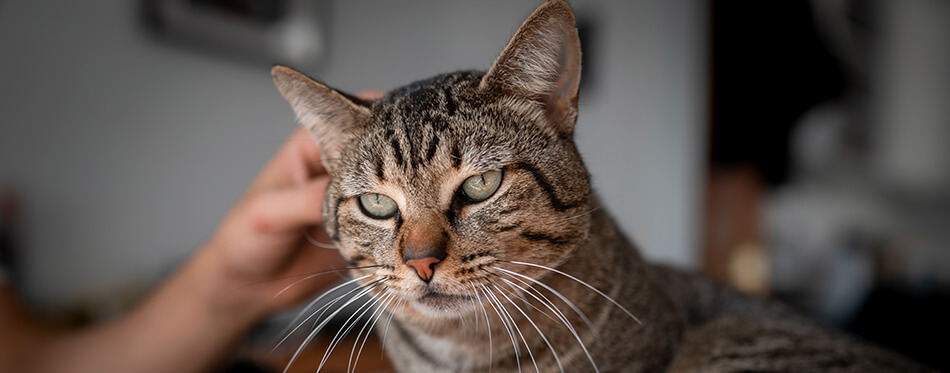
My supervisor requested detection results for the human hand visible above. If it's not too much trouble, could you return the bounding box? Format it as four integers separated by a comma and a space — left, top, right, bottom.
207, 128, 340, 313
205, 91, 383, 315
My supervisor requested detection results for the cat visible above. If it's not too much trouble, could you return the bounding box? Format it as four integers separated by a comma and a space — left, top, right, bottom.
271, 1, 934, 372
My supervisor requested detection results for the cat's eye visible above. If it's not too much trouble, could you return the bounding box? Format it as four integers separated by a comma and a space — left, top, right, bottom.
358, 193, 399, 219
461, 170, 503, 202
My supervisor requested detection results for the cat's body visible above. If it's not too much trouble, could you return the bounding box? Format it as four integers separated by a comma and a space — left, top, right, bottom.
271, 1, 933, 372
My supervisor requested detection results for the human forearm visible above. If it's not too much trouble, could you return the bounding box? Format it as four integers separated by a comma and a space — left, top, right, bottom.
22, 245, 268, 373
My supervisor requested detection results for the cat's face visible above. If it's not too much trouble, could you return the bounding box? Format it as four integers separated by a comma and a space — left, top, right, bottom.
273, 0, 586, 321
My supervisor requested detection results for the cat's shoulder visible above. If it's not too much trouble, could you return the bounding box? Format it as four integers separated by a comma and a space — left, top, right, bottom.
668, 313, 934, 372
646, 264, 936, 372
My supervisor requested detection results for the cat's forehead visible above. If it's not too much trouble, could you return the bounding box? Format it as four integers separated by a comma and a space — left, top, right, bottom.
383, 71, 482, 105
333, 71, 525, 198
370, 71, 482, 125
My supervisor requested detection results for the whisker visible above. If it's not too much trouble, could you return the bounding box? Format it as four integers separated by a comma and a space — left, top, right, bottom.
467, 286, 480, 337
489, 272, 562, 328
274, 274, 374, 350
304, 228, 339, 249
353, 293, 402, 372
457, 293, 472, 336
492, 271, 586, 337
283, 280, 387, 373
241, 265, 379, 293
469, 282, 493, 373
560, 205, 601, 221
483, 284, 535, 373
273, 265, 381, 299
490, 266, 597, 336
380, 298, 405, 358
480, 249, 548, 257
318, 285, 390, 372
501, 260, 642, 325
348, 290, 397, 373
340, 292, 388, 373
497, 275, 551, 318
491, 283, 562, 373
479, 284, 522, 373
491, 272, 594, 373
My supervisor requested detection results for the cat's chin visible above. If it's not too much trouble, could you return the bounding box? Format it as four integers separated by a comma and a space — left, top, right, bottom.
409, 290, 475, 318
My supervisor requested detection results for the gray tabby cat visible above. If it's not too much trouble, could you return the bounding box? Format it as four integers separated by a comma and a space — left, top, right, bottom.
271, 1, 933, 372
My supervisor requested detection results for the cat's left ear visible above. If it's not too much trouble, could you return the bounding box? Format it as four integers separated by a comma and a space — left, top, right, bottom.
272, 65, 371, 172
480, 0, 582, 136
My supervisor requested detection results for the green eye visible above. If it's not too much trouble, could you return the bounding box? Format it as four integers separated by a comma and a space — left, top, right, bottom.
358, 193, 398, 219
461, 170, 503, 202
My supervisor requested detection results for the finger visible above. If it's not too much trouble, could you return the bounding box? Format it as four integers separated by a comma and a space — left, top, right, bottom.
284, 128, 326, 185
248, 128, 326, 194
248, 175, 330, 235
356, 90, 386, 100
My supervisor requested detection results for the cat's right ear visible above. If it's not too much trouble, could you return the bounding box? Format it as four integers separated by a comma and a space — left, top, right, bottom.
480, 0, 582, 136
271, 65, 371, 171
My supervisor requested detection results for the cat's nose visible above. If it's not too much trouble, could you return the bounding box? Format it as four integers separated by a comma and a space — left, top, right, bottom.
405, 256, 442, 282
404, 242, 447, 283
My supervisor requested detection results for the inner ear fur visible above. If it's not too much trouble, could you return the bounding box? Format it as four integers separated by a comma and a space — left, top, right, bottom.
271, 65, 371, 171
480, 0, 582, 135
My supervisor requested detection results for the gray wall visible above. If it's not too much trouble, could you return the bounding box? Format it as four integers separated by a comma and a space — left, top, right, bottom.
0, 0, 706, 308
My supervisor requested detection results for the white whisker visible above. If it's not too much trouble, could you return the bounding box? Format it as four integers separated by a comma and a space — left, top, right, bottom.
304, 229, 339, 249
491, 266, 597, 334
492, 283, 562, 373
483, 284, 536, 373
273, 267, 374, 300
283, 281, 386, 373
380, 298, 404, 357
491, 275, 559, 325
470, 282, 494, 373
318, 285, 389, 372
480, 284, 522, 373
468, 287, 480, 336
274, 275, 374, 350
491, 266, 602, 373
561, 205, 601, 221
349, 291, 397, 373
493, 274, 568, 331
503, 260, 642, 325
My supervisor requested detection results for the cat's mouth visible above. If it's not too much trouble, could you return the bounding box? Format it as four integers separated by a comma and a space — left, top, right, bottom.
415, 290, 473, 311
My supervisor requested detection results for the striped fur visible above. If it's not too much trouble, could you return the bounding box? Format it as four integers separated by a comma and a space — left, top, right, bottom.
272, 1, 933, 372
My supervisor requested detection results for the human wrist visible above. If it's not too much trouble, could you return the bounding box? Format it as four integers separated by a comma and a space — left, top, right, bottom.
190, 241, 274, 323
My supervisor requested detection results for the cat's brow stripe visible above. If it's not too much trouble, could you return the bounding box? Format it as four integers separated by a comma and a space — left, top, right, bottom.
374, 155, 385, 180
409, 136, 423, 170
390, 137, 405, 167
451, 141, 463, 168
521, 231, 574, 246
443, 85, 457, 117
424, 135, 440, 164
514, 161, 584, 211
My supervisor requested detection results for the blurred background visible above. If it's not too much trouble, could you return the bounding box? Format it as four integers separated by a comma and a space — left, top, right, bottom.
0, 0, 947, 370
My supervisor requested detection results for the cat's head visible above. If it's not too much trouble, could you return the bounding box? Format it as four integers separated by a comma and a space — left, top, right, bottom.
273, 0, 589, 321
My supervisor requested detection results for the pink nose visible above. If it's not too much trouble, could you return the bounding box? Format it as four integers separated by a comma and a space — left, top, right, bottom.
405, 257, 442, 282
